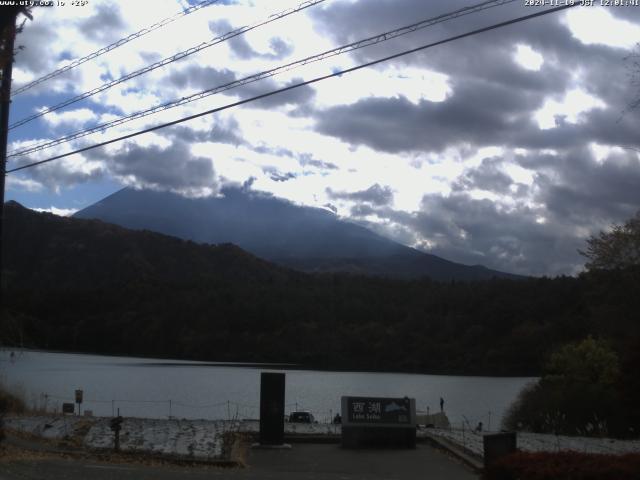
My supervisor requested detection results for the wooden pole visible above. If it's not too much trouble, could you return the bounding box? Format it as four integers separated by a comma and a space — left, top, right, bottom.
0, 10, 18, 315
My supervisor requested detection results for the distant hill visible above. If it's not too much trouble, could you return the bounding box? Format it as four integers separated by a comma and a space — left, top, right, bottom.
2, 201, 639, 376
74, 187, 521, 281
2, 200, 292, 290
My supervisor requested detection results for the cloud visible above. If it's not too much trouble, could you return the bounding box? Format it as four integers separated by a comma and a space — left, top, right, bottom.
525, 146, 640, 227
166, 63, 316, 110
10, 151, 105, 192
6, 176, 44, 193
32, 206, 78, 217
299, 154, 338, 170
268, 171, 297, 182
242, 78, 316, 109
78, 2, 127, 43
315, 77, 538, 154
163, 116, 245, 146
209, 19, 294, 60
166, 65, 237, 91
454, 157, 513, 194
13, 20, 57, 76
327, 183, 394, 206
342, 145, 640, 276
101, 140, 217, 197
44, 108, 98, 129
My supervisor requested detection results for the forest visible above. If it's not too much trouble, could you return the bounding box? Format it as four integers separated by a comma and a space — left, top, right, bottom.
1, 201, 639, 378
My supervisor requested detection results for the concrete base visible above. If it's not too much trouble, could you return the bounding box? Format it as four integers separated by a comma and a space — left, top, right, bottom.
342, 426, 416, 449
251, 443, 292, 449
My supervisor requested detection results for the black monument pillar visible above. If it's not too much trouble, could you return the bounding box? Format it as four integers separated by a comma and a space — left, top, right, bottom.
259, 372, 285, 445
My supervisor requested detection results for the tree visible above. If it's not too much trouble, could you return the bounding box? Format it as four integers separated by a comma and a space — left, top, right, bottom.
503, 337, 625, 437
580, 211, 640, 271
545, 336, 619, 387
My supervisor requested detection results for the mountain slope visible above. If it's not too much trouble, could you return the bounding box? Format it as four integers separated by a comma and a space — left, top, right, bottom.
3, 200, 292, 291
74, 187, 521, 281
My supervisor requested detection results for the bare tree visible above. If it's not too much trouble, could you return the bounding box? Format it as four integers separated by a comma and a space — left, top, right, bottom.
580, 211, 640, 271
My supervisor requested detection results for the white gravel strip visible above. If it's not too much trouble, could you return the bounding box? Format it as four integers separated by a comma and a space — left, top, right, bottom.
5, 415, 341, 459
5, 416, 226, 460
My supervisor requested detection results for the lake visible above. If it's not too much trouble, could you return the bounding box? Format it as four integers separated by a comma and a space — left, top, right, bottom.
0, 349, 534, 430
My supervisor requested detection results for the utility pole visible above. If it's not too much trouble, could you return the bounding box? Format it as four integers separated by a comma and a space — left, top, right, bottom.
0, 7, 29, 317
0, 9, 18, 315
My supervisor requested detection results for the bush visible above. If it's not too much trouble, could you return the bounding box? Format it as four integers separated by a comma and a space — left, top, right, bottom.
503, 337, 630, 437
484, 451, 640, 480
0, 383, 27, 416
502, 379, 624, 436
0, 380, 27, 445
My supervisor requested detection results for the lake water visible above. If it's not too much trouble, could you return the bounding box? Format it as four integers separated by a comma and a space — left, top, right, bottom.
0, 350, 534, 430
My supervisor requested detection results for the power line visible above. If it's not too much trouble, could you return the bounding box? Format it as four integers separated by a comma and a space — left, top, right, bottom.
7, 4, 577, 174
8, 0, 326, 130
11, 0, 220, 96
8, 0, 516, 159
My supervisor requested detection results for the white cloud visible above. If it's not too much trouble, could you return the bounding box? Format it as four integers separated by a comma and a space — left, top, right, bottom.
564, 7, 640, 49
534, 89, 606, 130
44, 108, 97, 128
31, 206, 78, 217
313, 65, 451, 107
6, 176, 43, 192
589, 142, 626, 164
513, 44, 544, 71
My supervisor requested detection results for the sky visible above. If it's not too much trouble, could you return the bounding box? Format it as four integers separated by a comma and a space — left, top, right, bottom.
4, 0, 640, 277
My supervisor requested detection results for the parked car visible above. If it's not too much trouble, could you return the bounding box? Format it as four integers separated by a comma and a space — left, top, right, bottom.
289, 411, 315, 423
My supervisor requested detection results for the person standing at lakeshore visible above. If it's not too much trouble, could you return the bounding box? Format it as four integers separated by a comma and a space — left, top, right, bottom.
440, 397, 444, 412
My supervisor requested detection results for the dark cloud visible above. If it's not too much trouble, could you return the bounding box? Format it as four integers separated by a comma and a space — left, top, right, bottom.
78, 2, 126, 44
299, 153, 338, 170
311, 0, 640, 155
10, 152, 104, 191
166, 65, 237, 91
348, 193, 583, 276
166, 61, 316, 110
454, 157, 513, 194
103, 141, 217, 194
164, 117, 245, 146
327, 183, 394, 206
240, 77, 316, 109
209, 20, 293, 60
268, 171, 297, 182
340, 146, 640, 276
525, 146, 640, 226
253, 145, 296, 157
315, 75, 537, 153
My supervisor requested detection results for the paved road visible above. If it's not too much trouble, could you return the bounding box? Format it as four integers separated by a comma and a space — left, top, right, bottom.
0, 444, 477, 480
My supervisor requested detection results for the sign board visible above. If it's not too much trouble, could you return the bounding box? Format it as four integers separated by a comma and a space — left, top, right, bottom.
62, 403, 75, 414
341, 396, 416, 449
343, 396, 414, 426
75, 389, 83, 404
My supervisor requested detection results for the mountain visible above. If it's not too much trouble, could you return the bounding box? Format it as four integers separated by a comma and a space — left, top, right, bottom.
74, 187, 521, 281
3, 201, 639, 376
